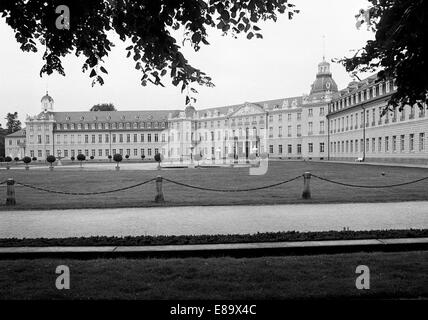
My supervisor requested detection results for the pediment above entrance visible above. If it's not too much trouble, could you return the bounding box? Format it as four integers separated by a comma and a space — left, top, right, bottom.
229, 102, 266, 117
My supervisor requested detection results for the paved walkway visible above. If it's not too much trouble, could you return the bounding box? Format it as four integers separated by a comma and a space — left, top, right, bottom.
1, 202, 427, 238
1, 237, 427, 259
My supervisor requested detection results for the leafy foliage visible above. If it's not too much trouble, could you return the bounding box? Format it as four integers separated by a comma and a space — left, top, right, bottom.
154, 153, 162, 162
23, 156, 31, 164
4, 112, 21, 134
0, 0, 298, 104
5, 156, 12, 162
77, 154, 86, 161
46, 155, 56, 163
90, 103, 116, 111
337, 0, 428, 110
113, 153, 123, 162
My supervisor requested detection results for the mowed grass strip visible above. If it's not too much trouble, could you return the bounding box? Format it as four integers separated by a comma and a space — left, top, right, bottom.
0, 251, 427, 299
1, 161, 428, 210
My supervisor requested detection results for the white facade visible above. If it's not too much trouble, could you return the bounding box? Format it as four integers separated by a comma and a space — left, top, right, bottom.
6, 60, 427, 165
328, 77, 428, 164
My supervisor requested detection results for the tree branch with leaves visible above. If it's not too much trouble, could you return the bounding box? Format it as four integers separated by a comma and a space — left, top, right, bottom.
336, 0, 428, 111
0, 0, 298, 105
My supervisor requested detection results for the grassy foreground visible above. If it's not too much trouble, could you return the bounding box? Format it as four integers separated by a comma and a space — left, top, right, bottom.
1, 229, 427, 247
0, 161, 428, 210
0, 251, 427, 299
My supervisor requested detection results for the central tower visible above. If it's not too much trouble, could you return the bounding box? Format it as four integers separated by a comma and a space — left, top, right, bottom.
310, 58, 338, 95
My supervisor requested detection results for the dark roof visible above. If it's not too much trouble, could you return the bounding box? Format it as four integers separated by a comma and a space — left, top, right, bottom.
6, 129, 26, 137
51, 110, 180, 123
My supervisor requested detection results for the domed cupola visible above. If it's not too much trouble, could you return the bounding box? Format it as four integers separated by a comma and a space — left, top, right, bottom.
41, 91, 54, 112
184, 105, 196, 118
310, 58, 338, 95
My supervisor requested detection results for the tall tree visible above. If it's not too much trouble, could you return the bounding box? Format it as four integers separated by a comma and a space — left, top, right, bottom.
0, 0, 298, 104
337, 0, 428, 111
90, 103, 117, 112
5, 112, 22, 134
0, 125, 7, 157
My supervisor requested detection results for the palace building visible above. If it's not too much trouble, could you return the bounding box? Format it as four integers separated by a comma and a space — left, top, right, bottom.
5, 58, 428, 165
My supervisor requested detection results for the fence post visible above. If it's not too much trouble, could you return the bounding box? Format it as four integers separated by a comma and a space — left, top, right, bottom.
302, 172, 311, 199
155, 176, 164, 203
6, 178, 16, 206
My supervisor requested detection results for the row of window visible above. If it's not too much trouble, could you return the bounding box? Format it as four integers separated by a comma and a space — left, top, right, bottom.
330, 105, 426, 134
330, 80, 396, 113
29, 121, 167, 132
331, 133, 425, 154
268, 143, 325, 155
29, 133, 166, 145
29, 148, 162, 159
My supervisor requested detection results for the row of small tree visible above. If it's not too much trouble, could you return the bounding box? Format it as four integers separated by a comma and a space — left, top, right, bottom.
0, 153, 162, 170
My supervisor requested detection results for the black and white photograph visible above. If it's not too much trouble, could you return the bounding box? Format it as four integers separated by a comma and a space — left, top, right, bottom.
0, 0, 427, 315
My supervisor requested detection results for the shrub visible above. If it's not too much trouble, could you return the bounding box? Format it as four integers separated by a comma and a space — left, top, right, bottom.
108, 155, 112, 159
46, 155, 56, 164
141, 155, 145, 160
90, 156, 94, 160
154, 153, 162, 162
23, 156, 32, 164
70, 156, 75, 161
14, 157, 20, 162
113, 154, 122, 169
125, 154, 130, 159
5, 156, 12, 162
77, 154, 86, 167
32, 157, 37, 161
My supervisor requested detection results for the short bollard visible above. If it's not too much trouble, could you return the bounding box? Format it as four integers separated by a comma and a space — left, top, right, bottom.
302, 172, 311, 199
6, 178, 16, 206
155, 176, 164, 203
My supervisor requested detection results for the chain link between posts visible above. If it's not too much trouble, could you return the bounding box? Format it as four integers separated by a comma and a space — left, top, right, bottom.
14, 178, 156, 195
162, 175, 302, 192
311, 174, 428, 188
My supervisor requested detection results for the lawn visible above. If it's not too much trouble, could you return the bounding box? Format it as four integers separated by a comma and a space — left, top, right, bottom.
0, 161, 428, 210
0, 251, 427, 299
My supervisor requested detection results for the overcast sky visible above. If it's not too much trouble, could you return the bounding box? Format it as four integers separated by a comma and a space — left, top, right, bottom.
0, 0, 373, 128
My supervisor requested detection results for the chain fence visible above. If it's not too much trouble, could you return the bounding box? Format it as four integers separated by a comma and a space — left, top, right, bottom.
311, 174, 428, 189
163, 175, 302, 192
14, 178, 156, 196
1, 173, 428, 198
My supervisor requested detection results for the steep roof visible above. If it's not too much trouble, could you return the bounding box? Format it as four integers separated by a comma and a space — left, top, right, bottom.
6, 129, 26, 137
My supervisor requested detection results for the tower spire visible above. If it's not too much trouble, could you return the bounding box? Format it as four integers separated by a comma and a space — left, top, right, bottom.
322, 34, 326, 61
